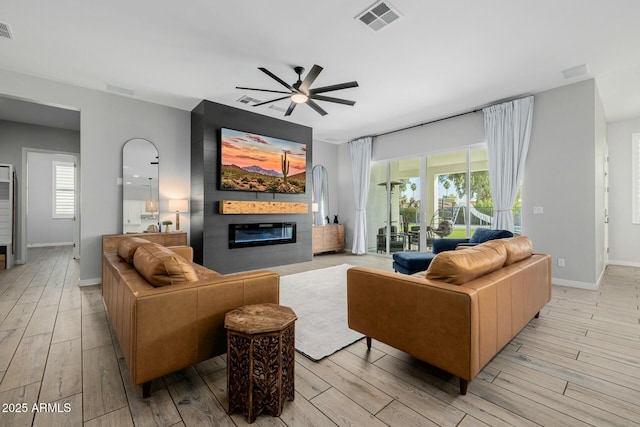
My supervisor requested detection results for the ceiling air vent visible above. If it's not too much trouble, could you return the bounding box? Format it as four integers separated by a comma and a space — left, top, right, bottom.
0, 22, 14, 40
356, 1, 401, 31
268, 104, 287, 113
237, 95, 262, 105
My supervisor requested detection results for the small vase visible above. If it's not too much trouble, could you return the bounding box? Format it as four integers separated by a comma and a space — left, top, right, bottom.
164, 225, 170, 233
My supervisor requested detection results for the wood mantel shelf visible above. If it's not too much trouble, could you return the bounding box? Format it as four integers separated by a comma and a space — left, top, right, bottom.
219, 200, 308, 215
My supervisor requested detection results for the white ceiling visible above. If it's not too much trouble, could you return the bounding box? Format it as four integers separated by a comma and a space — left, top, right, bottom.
1, 0, 640, 143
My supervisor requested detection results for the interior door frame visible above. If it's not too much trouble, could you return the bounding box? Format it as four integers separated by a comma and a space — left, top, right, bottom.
21, 147, 81, 263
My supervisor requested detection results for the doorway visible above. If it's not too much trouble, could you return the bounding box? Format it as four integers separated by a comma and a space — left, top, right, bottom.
0, 94, 81, 265
23, 149, 80, 260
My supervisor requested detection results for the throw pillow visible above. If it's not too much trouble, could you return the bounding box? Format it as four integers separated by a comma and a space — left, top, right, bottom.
502, 236, 533, 265
426, 239, 507, 285
133, 243, 198, 287
117, 237, 151, 263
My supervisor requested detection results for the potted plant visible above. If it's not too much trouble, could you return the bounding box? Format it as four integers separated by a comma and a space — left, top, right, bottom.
162, 220, 173, 233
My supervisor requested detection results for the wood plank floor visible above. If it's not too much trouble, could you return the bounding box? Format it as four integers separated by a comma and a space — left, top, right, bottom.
0, 247, 639, 426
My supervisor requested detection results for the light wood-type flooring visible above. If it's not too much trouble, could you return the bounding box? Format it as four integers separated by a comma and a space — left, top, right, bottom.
0, 246, 639, 426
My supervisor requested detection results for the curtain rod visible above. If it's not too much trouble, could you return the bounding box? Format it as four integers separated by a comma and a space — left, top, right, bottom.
351, 108, 482, 143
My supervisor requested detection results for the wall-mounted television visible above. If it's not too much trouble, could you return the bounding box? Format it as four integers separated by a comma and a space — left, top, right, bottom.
219, 128, 306, 194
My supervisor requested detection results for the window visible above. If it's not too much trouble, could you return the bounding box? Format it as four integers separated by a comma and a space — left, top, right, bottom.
633, 133, 640, 224
53, 161, 75, 219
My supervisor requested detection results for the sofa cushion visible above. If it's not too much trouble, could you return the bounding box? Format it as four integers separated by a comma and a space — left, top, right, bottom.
502, 236, 533, 265
117, 237, 151, 263
133, 243, 198, 287
469, 228, 513, 243
426, 240, 507, 285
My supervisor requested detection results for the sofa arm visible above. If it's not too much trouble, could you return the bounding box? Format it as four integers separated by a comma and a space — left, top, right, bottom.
347, 266, 479, 380
432, 238, 470, 254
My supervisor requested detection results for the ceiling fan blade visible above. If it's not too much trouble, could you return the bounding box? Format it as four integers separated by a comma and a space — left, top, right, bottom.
306, 99, 328, 116
258, 67, 296, 91
310, 94, 356, 106
310, 81, 359, 94
236, 86, 291, 95
252, 96, 291, 107
284, 102, 297, 116
299, 64, 323, 93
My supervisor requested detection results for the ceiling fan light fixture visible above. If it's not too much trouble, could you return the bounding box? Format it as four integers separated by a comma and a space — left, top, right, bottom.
291, 93, 308, 104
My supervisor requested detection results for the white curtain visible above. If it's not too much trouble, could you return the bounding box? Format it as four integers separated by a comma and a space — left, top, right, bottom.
484, 96, 534, 232
312, 165, 327, 225
350, 137, 372, 254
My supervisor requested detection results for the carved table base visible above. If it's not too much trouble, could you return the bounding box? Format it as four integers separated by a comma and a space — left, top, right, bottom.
225, 304, 297, 423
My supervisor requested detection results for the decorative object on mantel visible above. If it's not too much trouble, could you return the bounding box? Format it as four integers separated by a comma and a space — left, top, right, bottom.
168, 199, 188, 231
333, 215, 339, 224
219, 200, 308, 215
161, 220, 172, 232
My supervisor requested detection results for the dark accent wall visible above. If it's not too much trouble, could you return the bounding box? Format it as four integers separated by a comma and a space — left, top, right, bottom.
191, 100, 313, 273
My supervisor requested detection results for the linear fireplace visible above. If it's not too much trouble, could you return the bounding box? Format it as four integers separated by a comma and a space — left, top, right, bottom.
229, 222, 297, 249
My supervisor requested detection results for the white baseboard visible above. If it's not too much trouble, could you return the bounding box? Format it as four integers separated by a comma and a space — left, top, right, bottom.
79, 277, 101, 287
607, 259, 640, 268
552, 277, 598, 290
27, 242, 74, 248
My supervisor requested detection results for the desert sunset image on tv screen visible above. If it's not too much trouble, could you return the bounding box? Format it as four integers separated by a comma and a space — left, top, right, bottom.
220, 128, 306, 193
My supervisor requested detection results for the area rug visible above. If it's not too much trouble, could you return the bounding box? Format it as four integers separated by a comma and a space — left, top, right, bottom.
279, 264, 363, 361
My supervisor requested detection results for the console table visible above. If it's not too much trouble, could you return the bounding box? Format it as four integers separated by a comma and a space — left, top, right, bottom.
312, 225, 344, 255
101, 231, 187, 253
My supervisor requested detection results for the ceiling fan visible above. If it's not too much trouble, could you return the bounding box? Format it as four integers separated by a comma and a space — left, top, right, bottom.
236, 64, 358, 116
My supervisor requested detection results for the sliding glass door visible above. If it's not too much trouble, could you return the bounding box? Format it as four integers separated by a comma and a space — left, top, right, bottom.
367, 159, 421, 254
367, 145, 520, 256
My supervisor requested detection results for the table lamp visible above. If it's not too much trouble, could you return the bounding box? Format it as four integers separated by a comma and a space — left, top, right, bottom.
168, 199, 189, 231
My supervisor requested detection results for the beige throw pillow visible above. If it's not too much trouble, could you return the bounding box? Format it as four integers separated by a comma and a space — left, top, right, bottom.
426, 239, 507, 285
117, 237, 151, 263
133, 243, 198, 287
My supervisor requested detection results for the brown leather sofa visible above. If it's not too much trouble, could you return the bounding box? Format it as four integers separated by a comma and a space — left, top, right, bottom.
101, 235, 279, 397
347, 236, 551, 395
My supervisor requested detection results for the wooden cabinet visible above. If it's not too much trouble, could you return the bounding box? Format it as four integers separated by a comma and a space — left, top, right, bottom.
102, 231, 187, 253
312, 225, 344, 255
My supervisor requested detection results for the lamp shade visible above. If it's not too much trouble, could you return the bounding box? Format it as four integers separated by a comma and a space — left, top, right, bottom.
145, 199, 158, 213
168, 199, 189, 212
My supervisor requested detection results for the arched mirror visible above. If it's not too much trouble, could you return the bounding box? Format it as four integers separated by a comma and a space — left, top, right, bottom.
312, 164, 329, 225
122, 138, 159, 233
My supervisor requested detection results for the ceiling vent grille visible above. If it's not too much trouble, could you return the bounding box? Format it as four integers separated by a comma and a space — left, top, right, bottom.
237, 95, 262, 105
268, 104, 287, 113
0, 22, 13, 40
356, 1, 401, 31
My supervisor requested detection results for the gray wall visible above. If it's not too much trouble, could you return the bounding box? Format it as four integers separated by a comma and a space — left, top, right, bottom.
0, 69, 191, 284
27, 151, 75, 246
337, 80, 605, 288
0, 119, 80, 260
607, 115, 640, 266
523, 79, 600, 288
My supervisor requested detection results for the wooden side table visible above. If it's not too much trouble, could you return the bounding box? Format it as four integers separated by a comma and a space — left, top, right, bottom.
225, 303, 297, 423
